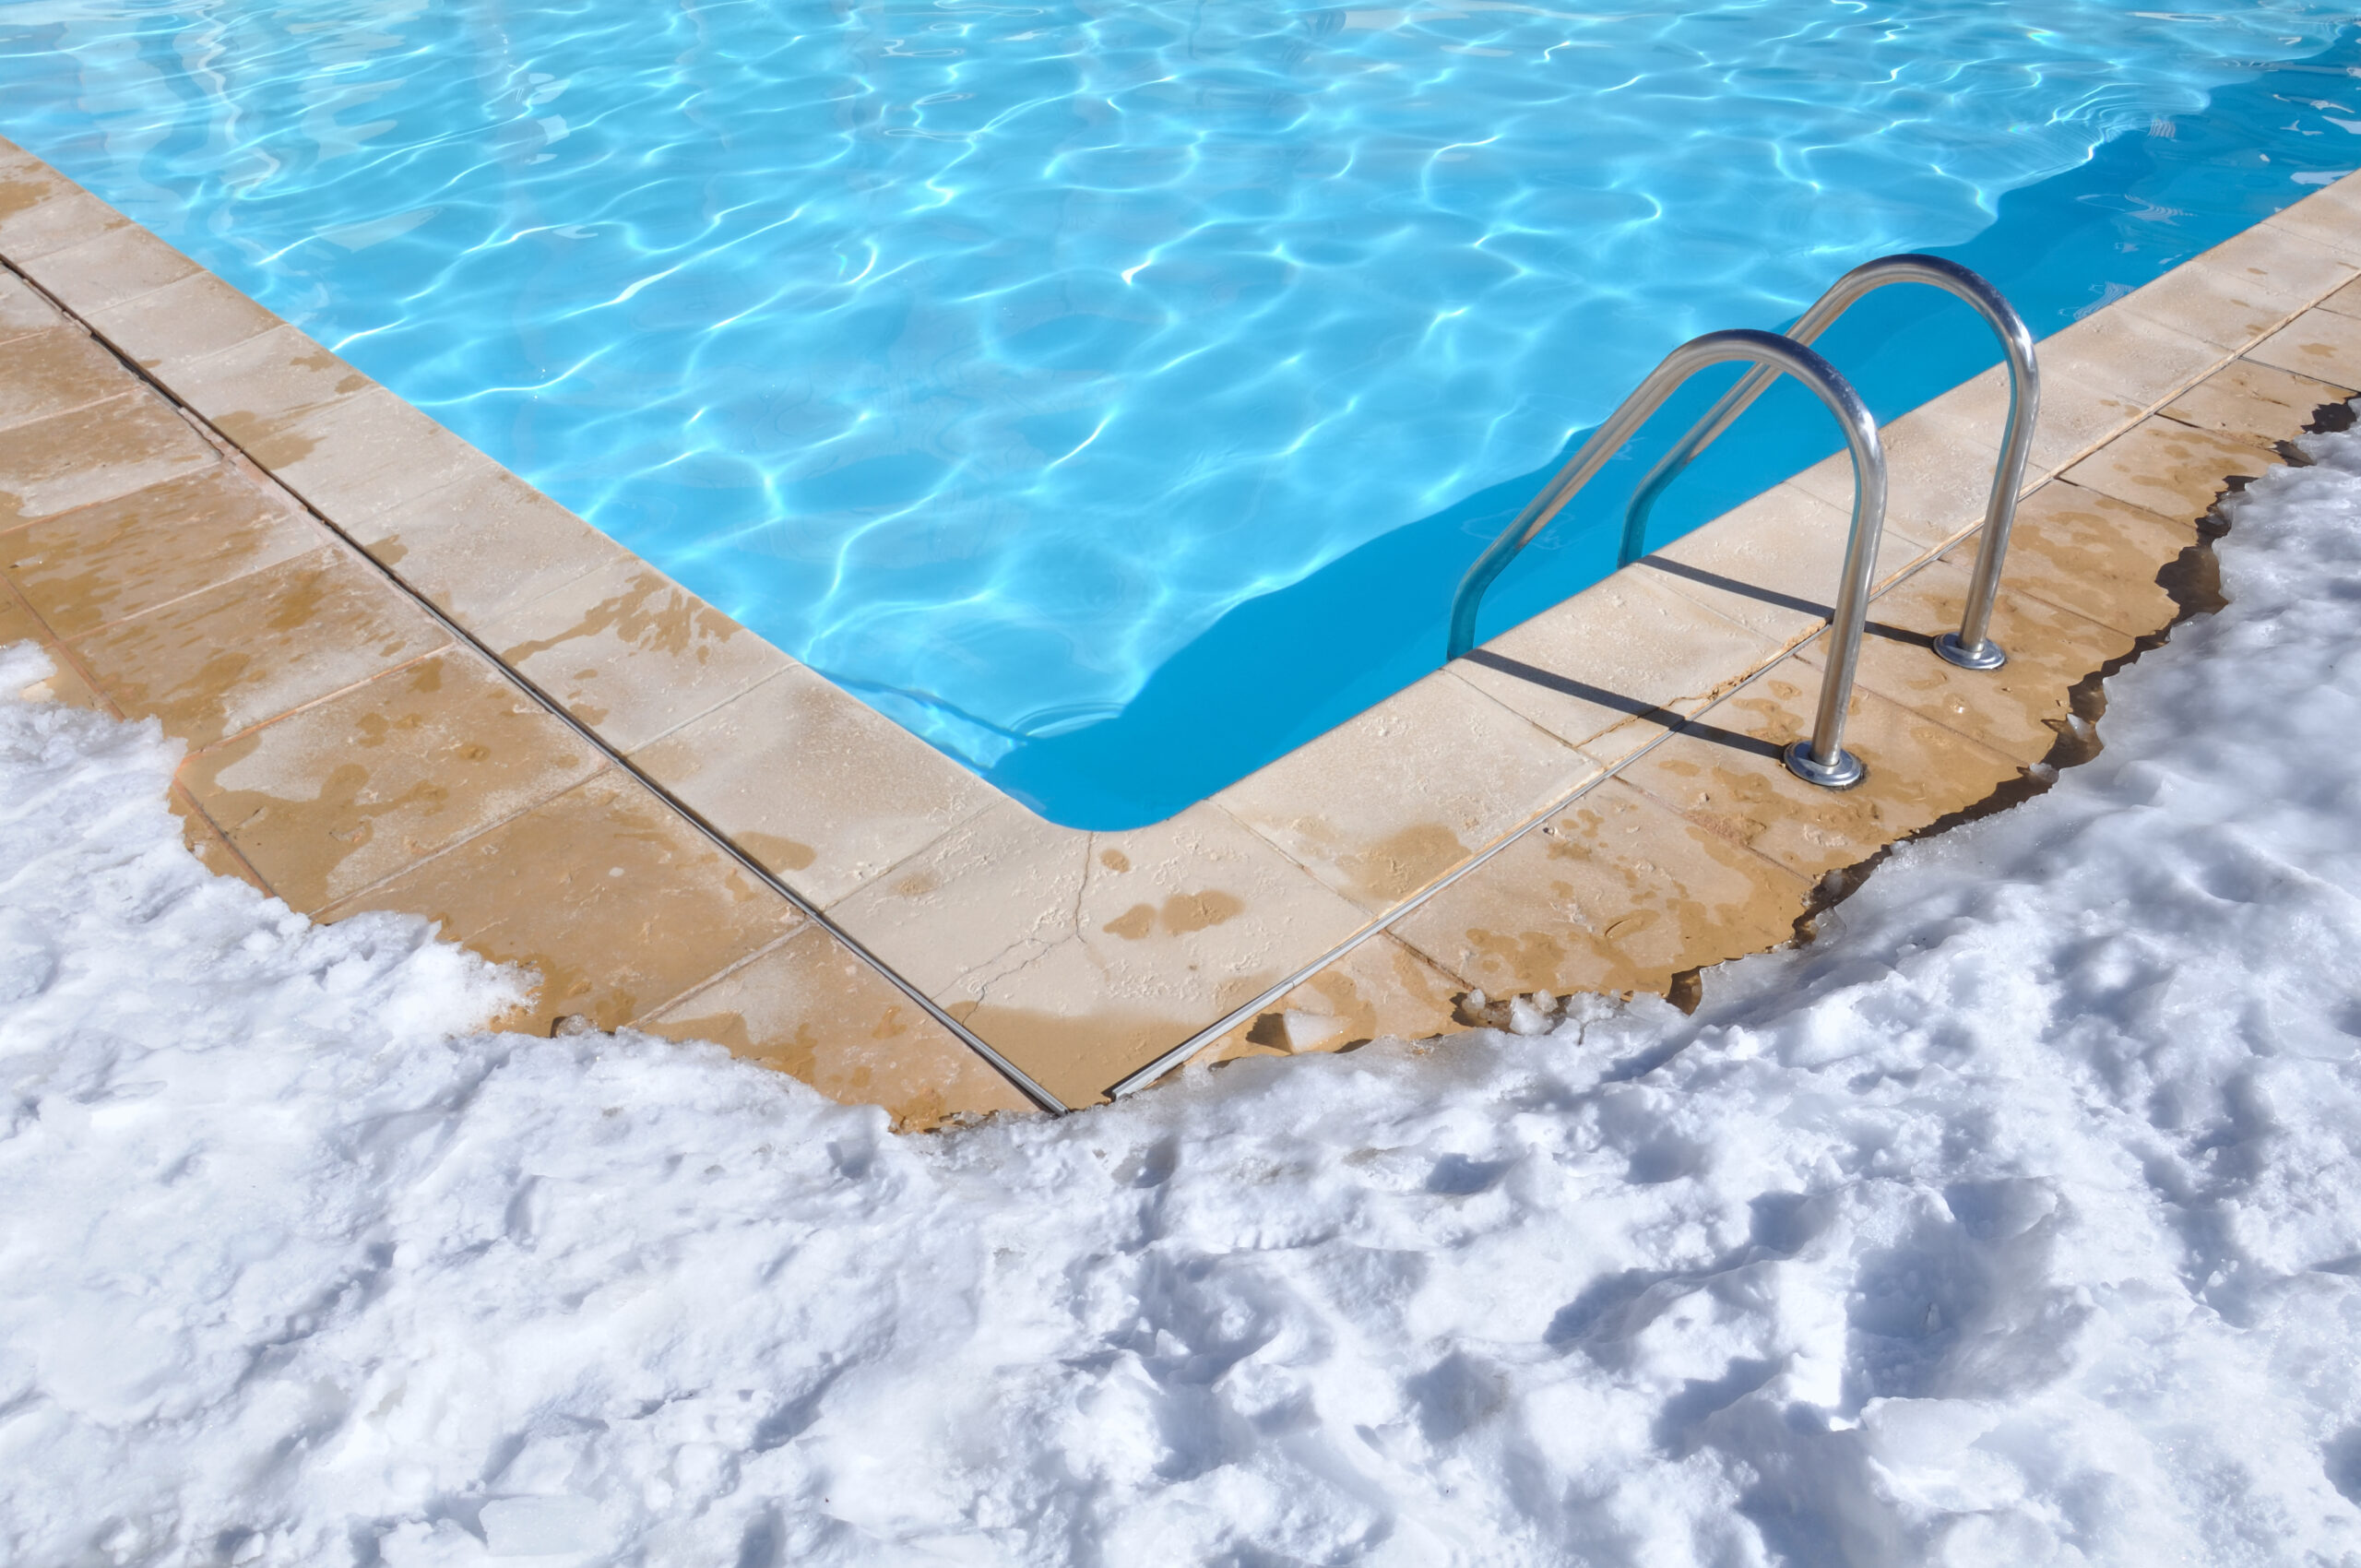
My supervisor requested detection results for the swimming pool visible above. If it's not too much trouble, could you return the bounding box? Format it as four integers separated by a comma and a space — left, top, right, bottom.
2, 1, 2356, 826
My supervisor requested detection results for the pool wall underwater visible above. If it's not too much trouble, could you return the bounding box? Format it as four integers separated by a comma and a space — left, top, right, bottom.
5, 8, 2361, 826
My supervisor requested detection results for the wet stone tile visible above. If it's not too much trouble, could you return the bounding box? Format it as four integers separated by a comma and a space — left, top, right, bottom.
484, 558, 791, 754
172, 325, 376, 451
167, 784, 269, 895
0, 393, 219, 527
1788, 393, 2015, 546
830, 797, 1372, 1108
351, 464, 623, 630
32, 223, 200, 319
2032, 306, 2229, 426
1797, 554, 2136, 768
2115, 251, 2317, 354
1217, 670, 1600, 917
87, 270, 285, 375
0, 589, 107, 711
0, 175, 128, 263
0, 463, 318, 638
2161, 359, 2355, 450
0, 270, 65, 344
247, 386, 499, 529
641, 925, 1038, 1130
2246, 307, 2361, 392
73, 543, 450, 749
1988, 481, 2196, 639
2020, 366, 2148, 478
0, 327, 143, 431
1449, 567, 1781, 766
182, 650, 602, 913
1635, 481, 1903, 647
1617, 660, 2025, 885
1198, 932, 1467, 1068
1393, 777, 1811, 1004
322, 768, 802, 1037
2059, 415, 2279, 526
633, 660, 996, 909
2198, 222, 2361, 317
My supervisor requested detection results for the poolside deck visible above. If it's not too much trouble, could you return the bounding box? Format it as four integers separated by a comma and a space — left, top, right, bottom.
6, 132, 2357, 1123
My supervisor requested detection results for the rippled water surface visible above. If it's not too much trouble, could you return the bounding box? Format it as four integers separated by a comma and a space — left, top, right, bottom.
3, 1, 2358, 822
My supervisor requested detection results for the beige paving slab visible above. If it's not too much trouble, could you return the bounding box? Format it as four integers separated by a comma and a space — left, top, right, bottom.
31, 222, 200, 319
2114, 248, 2329, 356
830, 796, 1373, 1106
1393, 776, 1811, 1004
1451, 565, 1783, 766
182, 649, 603, 914
2161, 358, 2355, 450
0, 391, 218, 526
0, 327, 144, 429
0, 463, 317, 637
633, 660, 996, 907
1218, 669, 1601, 917
2018, 365, 2149, 479
72, 543, 451, 749
641, 924, 1036, 1129
1788, 391, 2015, 545
2263, 177, 2361, 264
481, 556, 791, 753
1617, 661, 2025, 885
2026, 304, 2228, 430
1991, 480, 2197, 639
324, 768, 802, 1036
85, 269, 286, 374
1797, 553, 2136, 768
2059, 414, 2281, 522
351, 464, 625, 629
2197, 220, 2361, 319
0, 269, 64, 343
0, 586, 102, 709
1634, 481, 1902, 646
2322, 274, 2361, 321
2246, 307, 2361, 391
170, 324, 376, 451
1199, 932, 1465, 1066
0, 165, 128, 262
246, 385, 500, 528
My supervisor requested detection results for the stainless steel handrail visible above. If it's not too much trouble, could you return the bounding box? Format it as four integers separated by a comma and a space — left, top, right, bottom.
1445, 327, 1886, 789
1619, 253, 2039, 671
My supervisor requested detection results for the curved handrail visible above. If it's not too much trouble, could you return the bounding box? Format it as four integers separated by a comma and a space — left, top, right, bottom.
1446, 327, 1884, 788
1619, 253, 2039, 670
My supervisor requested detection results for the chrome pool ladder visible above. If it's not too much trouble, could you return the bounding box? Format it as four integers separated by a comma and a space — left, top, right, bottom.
1445, 254, 2040, 789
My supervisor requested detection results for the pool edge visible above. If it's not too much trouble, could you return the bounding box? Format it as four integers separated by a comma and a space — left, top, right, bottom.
6, 133, 2358, 1111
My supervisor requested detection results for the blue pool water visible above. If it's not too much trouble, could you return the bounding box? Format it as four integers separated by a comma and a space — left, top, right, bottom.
2, 2, 2358, 825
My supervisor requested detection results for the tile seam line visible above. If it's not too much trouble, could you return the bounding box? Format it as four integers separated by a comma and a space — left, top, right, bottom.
0, 248, 1070, 1120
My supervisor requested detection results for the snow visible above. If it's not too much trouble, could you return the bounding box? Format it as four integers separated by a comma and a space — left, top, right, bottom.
8, 434, 2361, 1568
